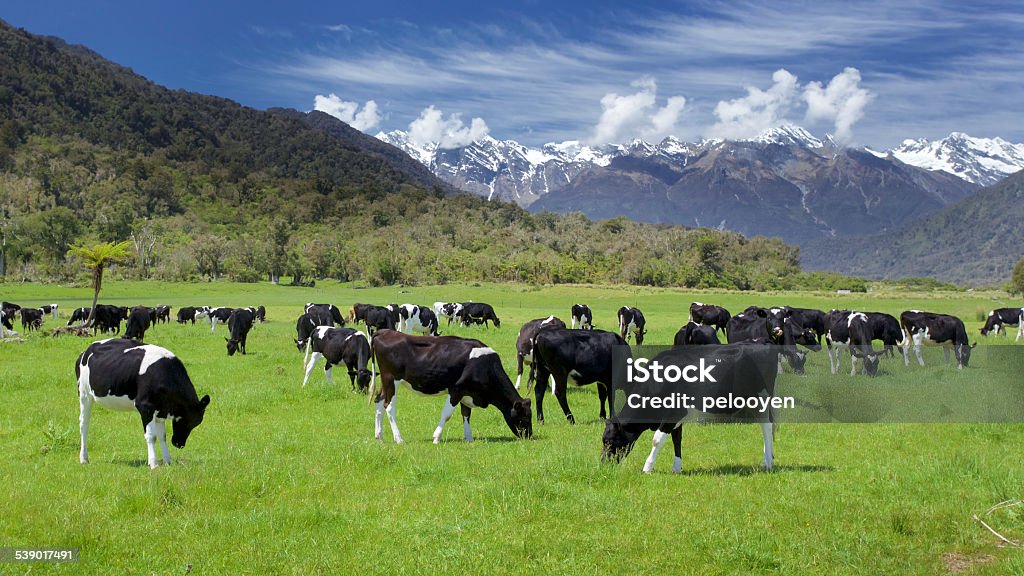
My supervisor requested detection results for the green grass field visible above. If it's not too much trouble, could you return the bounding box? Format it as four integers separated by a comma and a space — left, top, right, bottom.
2, 280, 1023, 575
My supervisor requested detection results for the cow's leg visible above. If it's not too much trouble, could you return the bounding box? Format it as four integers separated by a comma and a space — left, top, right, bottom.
155, 418, 172, 465
534, 366, 549, 424
515, 353, 524, 390
324, 363, 334, 384
302, 351, 323, 387
849, 347, 858, 376
432, 395, 459, 444
776, 353, 784, 375
384, 382, 403, 444
210, 317, 216, 332
671, 425, 682, 474
642, 428, 671, 474
1017, 321, 1023, 342
571, 316, 577, 329
761, 420, 774, 470
943, 344, 951, 365
373, 375, 393, 441
141, 409, 161, 469
552, 376, 575, 424
461, 404, 473, 442
826, 343, 836, 374
597, 382, 609, 420
913, 334, 925, 367
78, 392, 93, 465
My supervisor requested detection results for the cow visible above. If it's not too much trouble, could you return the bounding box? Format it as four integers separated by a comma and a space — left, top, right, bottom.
531, 328, 628, 424
863, 312, 903, 357
300, 326, 374, 392
688, 302, 731, 336
40, 303, 59, 321
980, 307, 1023, 340
673, 321, 721, 346
254, 305, 266, 323
226, 308, 254, 356
68, 307, 92, 326
399, 304, 440, 336
457, 302, 501, 328
306, 303, 345, 326
433, 302, 464, 326
154, 305, 171, 324
2, 301, 21, 330
20, 308, 44, 331
347, 303, 373, 324
514, 316, 567, 390
727, 307, 819, 373
571, 304, 593, 330
780, 307, 826, 344
365, 306, 397, 335
207, 307, 233, 332
900, 310, 976, 369
824, 309, 852, 373
617, 306, 646, 345
601, 342, 779, 473
124, 307, 153, 342
846, 312, 881, 376
176, 306, 203, 325
369, 330, 532, 444
91, 304, 130, 335
76, 338, 210, 469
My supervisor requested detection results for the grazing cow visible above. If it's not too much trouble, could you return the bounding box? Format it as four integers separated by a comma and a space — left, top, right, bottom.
305, 303, 345, 326
602, 342, 779, 473
824, 309, 852, 374
514, 316, 567, 390
226, 308, 254, 356
780, 307, 826, 344
207, 307, 233, 332
433, 302, 464, 326
154, 305, 171, 324
2, 301, 21, 330
571, 304, 593, 330
399, 304, 440, 336
370, 330, 532, 444
860, 312, 903, 357
365, 306, 397, 335
617, 306, 647, 345
254, 305, 266, 323
727, 308, 818, 373
673, 321, 721, 346
458, 302, 501, 328
40, 303, 59, 321
688, 302, 731, 335
20, 308, 44, 331
76, 338, 210, 469
531, 328, 628, 424
68, 307, 92, 326
846, 312, 881, 376
124, 307, 153, 342
301, 326, 374, 391
91, 305, 130, 334
980, 307, 1023, 340
900, 310, 976, 369
347, 303, 373, 324
176, 306, 202, 325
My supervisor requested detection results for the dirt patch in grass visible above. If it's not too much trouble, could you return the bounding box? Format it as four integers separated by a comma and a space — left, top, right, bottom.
942, 552, 995, 574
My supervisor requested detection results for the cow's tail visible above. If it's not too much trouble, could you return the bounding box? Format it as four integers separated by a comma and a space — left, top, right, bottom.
367, 332, 378, 405
357, 332, 373, 393
303, 337, 312, 365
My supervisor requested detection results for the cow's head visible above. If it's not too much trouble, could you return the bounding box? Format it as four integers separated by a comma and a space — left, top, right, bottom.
492, 315, 501, 328
225, 337, 241, 356
601, 417, 645, 463
294, 338, 308, 352
507, 398, 533, 439
171, 395, 210, 449
766, 308, 791, 340
355, 368, 372, 392
957, 342, 977, 368
783, 348, 808, 374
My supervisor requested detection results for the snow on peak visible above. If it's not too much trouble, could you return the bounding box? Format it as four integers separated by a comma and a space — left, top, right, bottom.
750, 125, 824, 148
889, 132, 1024, 186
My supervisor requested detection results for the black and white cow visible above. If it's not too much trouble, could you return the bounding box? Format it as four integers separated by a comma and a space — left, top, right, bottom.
76, 338, 210, 469
124, 306, 153, 342
980, 307, 1023, 341
40, 303, 59, 321
300, 326, 374, 391
154, 305, 171, 324
846, 312, 881, 376
900, 310, 976, 369
20, 308, 44, 331
347, 303, 373, 324
781, 307, 826, 344
254, 305, 266, 323
68, 307, 92, 326
369, 330, 532, 444
458, 302, 501, 328
305, 303, 345, 326
602, 342, 779, 473
688, 302, 731, 335
365, 305, 397, 335
433, 302, 464, 326
617, 306, 647, 345
206, 307, 233, 332
176, 306, 201, 325
673, 321, 721, 346
571, 304, 593, 330
863, 312, 903, 357
727, 307, 818, 373
398, 304, 440, 336
226, 308, 254, 356
531, 328, 628, 424
91, 304, 130, 334
824, 309, 852, 373
514, 316, 567, 390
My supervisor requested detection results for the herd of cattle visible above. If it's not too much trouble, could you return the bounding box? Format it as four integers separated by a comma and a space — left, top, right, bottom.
2, 297, 1021, 473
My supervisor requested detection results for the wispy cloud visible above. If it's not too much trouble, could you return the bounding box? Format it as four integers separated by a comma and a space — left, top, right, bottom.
313, 94, 381, 131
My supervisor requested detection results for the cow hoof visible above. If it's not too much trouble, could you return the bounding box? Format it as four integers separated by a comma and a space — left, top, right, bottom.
79, 458, 89, 465
149, 463, 160, 470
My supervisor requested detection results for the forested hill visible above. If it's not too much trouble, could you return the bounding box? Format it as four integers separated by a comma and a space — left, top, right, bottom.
0, 19, 449, 193
0, 20, 842, 291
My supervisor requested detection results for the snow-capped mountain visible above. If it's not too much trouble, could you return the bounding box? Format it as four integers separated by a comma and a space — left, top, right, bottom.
885, 132, 1024, 186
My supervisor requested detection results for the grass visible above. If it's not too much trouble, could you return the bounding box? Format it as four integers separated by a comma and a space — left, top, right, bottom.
1, 280, 1024, 575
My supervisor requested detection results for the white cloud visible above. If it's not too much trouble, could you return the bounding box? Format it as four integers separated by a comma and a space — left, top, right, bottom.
408, 106, 489, 149
709, 69, 799, 140
589, 78, 687, 144
803, 67, 874, 143
313, 94, 382, 132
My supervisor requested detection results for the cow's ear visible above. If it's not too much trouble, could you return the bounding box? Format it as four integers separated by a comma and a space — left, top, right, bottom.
756, 309, 767, 318
199, 395, 210, 408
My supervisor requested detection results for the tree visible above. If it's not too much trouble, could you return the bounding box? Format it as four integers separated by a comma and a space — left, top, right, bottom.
67, 240, 134, 325
1011, 257, 1024, 296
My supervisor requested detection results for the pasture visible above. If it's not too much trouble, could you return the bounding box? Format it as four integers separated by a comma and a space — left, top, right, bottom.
1, 280, 1023, 575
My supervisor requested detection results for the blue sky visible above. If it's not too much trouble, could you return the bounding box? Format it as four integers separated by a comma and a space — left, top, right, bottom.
5, 1, 1023, 149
